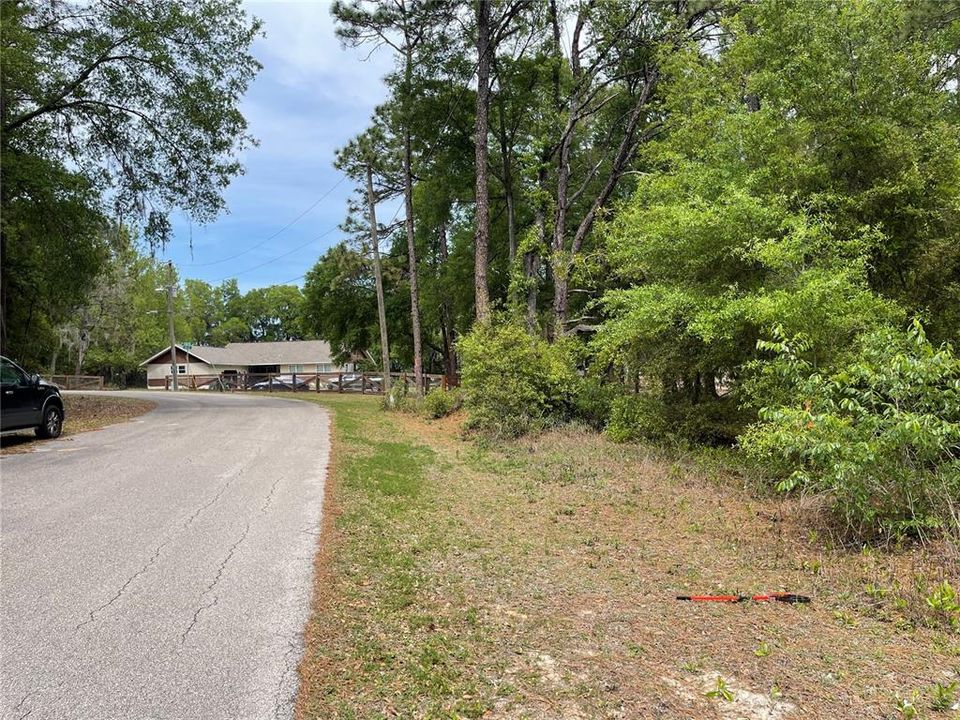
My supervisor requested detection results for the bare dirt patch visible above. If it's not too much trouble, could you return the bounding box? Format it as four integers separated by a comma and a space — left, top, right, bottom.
296, 396, 959, 719
0, 393, 155, 455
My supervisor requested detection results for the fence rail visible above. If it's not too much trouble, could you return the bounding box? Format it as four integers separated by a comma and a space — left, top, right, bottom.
154, 371, 449, 395
49, 374, 104, 390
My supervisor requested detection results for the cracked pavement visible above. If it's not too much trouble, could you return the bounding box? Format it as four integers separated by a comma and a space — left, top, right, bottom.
1, 391, 331, 720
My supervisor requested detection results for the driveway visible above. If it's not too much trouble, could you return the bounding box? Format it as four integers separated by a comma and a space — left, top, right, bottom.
1, 391, 330, 720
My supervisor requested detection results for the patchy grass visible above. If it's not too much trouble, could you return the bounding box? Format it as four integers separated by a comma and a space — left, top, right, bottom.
295, 394, 958, 719
0, 393, 155, 454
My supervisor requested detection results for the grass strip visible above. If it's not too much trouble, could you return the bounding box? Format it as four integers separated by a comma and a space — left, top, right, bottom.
296, 394, 492, 720
294, 394, 958, 719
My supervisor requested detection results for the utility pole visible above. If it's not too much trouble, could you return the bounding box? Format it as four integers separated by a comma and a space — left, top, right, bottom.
164, 261, 179, 392
366, 161, 391, 395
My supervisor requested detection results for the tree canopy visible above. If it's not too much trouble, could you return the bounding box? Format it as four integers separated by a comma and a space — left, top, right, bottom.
0, 0, 261, 366
305, 0, 960, 538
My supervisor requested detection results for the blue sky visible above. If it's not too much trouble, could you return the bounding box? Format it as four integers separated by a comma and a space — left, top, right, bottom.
160, 2, 395, 292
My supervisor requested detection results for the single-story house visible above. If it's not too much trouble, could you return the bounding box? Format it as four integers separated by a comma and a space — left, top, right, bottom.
140, 340, 354, 389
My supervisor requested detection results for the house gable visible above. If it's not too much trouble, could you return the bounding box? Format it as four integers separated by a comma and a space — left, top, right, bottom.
140, 346, 211, 366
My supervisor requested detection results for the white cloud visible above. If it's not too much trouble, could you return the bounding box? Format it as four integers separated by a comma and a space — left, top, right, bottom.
247, 1, 395, 108
166, 1, 397, 286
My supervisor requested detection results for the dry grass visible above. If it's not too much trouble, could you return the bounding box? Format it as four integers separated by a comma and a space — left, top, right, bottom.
0, 393, 155, 454
296, 395, 959, 720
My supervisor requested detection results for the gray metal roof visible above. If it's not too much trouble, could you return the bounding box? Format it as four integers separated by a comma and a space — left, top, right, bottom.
144, 340, 336, 367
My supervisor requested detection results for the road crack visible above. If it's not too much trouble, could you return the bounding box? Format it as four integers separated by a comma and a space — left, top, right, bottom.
181, 594, 219, 644
76, 537, 172, 631
260, 473, 283, 514
181, 521, 251, 644
75, 463, 247, 631
273, 636, 301, 719
13, 690, 36, 718
182, 477, 234, 529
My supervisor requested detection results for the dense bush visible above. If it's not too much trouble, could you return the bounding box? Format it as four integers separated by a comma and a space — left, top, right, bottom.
571, 376, 622, 430
458, 318, 577, 437
605, 391, 748, 446
421, 387, 462, 419
741, 321, 960, 541
605, 394, 666, 443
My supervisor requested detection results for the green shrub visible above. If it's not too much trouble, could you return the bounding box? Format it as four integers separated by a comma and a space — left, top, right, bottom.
422, 387, 462, 419
571, 376, 622, 430
670, 397, 752, 446
605, 392, 749, 446
741, 321, 960, 541
605, 394, 667, 443
925, 580, 960, 630
458, 318, 577, 437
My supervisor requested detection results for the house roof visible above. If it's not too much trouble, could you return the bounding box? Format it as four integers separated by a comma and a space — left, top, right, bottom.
139, 344, 206, 366
141, 340, 335, 367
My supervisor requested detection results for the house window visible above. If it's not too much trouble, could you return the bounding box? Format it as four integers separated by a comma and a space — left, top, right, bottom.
177, 365, 186, 374
289, 364, 304, 373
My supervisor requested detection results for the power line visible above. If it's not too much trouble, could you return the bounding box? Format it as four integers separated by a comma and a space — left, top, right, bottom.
184, 175, 347, 267
188, 61, 477, 285
212, 77, 468, 285
161, 260, 180, 392
277, 272, 307, 286
213, 225, 340, 283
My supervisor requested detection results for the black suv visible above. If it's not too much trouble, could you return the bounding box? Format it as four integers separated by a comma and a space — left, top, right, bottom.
0, 356, 64, 438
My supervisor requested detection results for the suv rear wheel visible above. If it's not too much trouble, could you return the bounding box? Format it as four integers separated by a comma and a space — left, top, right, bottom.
36, 405, 63, 439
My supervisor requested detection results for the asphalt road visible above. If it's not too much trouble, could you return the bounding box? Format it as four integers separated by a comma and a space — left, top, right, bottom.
1, 391, 331, 720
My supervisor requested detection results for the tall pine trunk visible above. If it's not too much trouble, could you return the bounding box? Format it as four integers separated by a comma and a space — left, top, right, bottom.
497, 96, 516, 263
401, 44, 424, 397
473, 0, 492, 322
437, 223, 457, 385
403, 129, 423, 396
551, 112, 575, 335
366, 163, 391, 393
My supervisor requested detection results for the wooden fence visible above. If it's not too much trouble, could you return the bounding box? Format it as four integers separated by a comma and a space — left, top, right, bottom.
157, 371, 449, 395
49, 374, 105, 390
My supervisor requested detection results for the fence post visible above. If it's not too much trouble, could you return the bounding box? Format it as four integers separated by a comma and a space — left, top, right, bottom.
338, 373, 343, 393
269, 373, 274, 392
165, 376, 170, 391
361, 374, 367, 394
293, 372, 297, 392
315, 371, 320, 393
